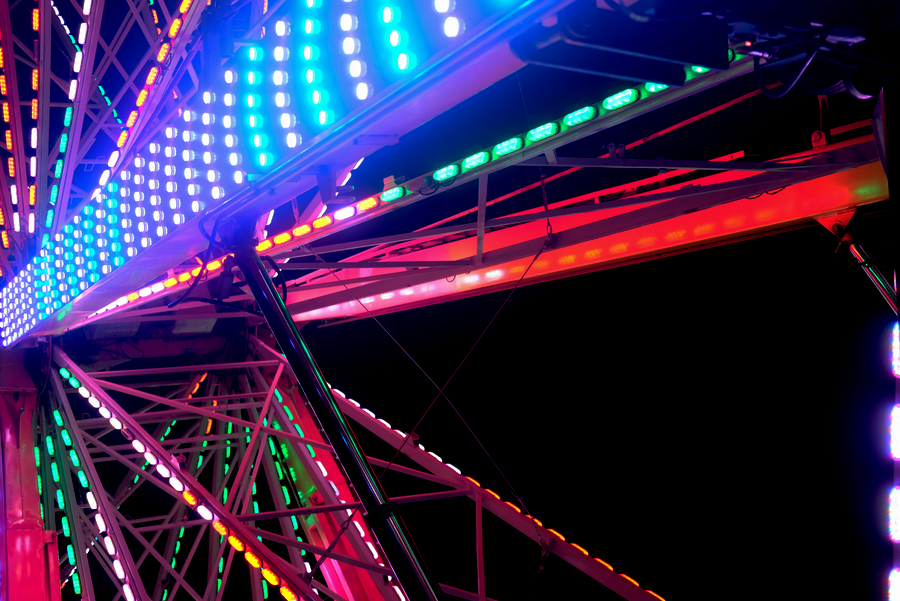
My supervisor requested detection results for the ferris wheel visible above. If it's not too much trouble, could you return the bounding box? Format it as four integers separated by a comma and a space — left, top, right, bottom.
0, 0, 894, 600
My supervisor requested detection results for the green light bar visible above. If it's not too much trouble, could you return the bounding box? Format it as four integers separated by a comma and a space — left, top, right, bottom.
54, 160, 63, 179
462, 151, 490, 171
282, 485, 291, 505
59, 367, 70, 379
527, 122, 559, 143
61, 430, 72, 446
61, 516, 71, 537
68, 376, 80, 388
38, 475, 42, 494
645, 82, 669, 93
51, 462, 60, 482
381, 187, 406, 202
64, 107, 73, 127
67, 544, 76, 566
602, 89, 638, 110
73, 573, 81, 594
53, 409, 64, 427
563, 106, 597, 127
46, 436, 55, 456
34, 446, 40, 466
433, 164, 459, 182
77, 470, 89, 488
691, 65, 710, 73
59, 133, 69, 153
493, 137, 522, 157
56, 488, 65, 509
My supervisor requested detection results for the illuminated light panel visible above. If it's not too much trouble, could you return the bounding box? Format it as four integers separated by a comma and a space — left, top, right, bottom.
547, 528, 566, 541
280, 587, 299, 601
293, 224, 311, 237
262, 567, 280, 586
183, 490, 198, 506
168, 18, 183, 38
356, 196, 378, 211
313, 215, 332, 229
117, 131, 129, 147
462, 151, 490, 171
645, 82, 669, 93
563, 106, 597, 127
32, 69, 39, 90
136, 89, 149, 107
893, 322, 899, 377
891, 569, 900, 601
256, 240, 273, 252
228, 536, 245, 551
244, 551, 262, 568
493, 137, 522, 156
893, 487, 900, 542
892, 405, 900, 460
527, 122, 559, 143
433, 164, 459, 182
146, 66, 160, 86
212, 520, 228, 536
335, 206, 355, 221
382, 6, 399, 23
32, 8, 40, 30
397, 52, 416, 71
274, 232, 291, 245
691, 65, 711, 73
0, 75, 6, 95
602, 89, 638, 110
157, 43, 171, 62
443, 16, 464, 38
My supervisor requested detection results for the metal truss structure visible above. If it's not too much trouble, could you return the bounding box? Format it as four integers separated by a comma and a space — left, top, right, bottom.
0, 0, 895, 600
26, 336, 665, 601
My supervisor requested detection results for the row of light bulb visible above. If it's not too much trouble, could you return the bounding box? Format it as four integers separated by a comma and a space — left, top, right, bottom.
60, 364, 310, 601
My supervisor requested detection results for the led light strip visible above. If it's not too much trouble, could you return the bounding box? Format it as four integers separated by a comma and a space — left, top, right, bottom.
48, 379, 137, 599
80, 80, 676, 319
53, 356, 320, 601
329, 384, 667, 600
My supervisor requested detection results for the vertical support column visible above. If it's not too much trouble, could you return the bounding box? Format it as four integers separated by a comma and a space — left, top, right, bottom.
475, 494, 486, 601
232, 243, 444, 601
476, 174, 488, 265
0, 348, 57, 601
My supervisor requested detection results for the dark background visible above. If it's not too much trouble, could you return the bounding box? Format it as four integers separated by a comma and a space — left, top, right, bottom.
302, 202, 895, 601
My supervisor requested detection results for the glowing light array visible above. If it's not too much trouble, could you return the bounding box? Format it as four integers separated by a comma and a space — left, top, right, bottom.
3, 7, 686, 346
893, 322, 899, 378
53, 363, 305, 601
